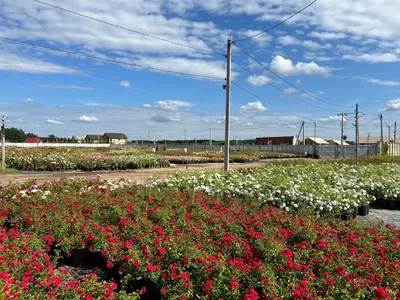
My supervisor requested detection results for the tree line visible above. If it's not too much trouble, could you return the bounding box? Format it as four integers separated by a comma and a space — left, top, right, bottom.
3, 127, 74, 143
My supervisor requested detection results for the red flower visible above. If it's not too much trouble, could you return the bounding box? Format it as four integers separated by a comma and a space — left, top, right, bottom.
317, 240, 328, 249
204, 280, 213, 296
158, 247, 166, 256
146, 264, 155, 273
374, 287, 388, 298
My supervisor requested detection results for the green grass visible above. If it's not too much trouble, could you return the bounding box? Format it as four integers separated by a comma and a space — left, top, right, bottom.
0, 167, 18, 174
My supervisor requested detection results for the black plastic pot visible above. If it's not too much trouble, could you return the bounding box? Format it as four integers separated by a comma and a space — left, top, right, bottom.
388, 200, 397, 210
357, 205, 370, 216
370, 199, 380, 208
72, 248, 86, 267
381, 199, 389, 209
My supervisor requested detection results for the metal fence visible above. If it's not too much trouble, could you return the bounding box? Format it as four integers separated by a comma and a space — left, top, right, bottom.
122, 144, 378, 158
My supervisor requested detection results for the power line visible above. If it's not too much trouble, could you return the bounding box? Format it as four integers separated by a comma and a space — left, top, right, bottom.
32, 0, 224, 57
232, 43, 352, 109
0, 37, 224, 81
233, 0, 318, 43
358, 104, 377, 117
231, 59, 338, 113
231, 81, 315, 122
359, 115, 380, 127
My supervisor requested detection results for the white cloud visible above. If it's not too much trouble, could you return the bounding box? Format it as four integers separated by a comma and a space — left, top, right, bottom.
309, 32, 347, 40
343, 53, 399, 63
382, 99, 400, 111
150, 114, 181, 122
318, 115, 343, 122
276, 36, 324, 49
57, 105, 67, 109
155, 100, 193, 111
247, 75, 270, 86
142, 104, 152, 108
239, 30, 272, 46
132, 56, 227, 79
120, 80, 131, 88
270, 56, 332, 76
239, 101, 267, 113
37, 85, 94, 91
280, 87, 297, 97
78, 115, 99, 122
0, 51, 78, 74
46, 118, 64, 125
23, 98, 33, 103
355, 77, 400, 86
84, 102, 118, 108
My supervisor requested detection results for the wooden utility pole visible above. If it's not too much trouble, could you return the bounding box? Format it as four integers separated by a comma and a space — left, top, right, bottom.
394, 121, 397, 155
380, 114, 384, 156
355, 104, 359, 158
184, 130, 187, 141
302, 121, 305, 145
295, 121, 305, 145
1, 116, 8, 170
223, 37, 232, 172
337, 113, 348, 146
388, 125, 391, 156
210, 128, 212, 146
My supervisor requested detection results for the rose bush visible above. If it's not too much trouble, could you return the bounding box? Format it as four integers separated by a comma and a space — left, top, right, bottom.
0, 178, 399, 299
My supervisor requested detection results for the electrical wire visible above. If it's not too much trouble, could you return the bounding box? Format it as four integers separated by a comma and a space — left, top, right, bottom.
0, 37, 224, 81
359, 115, 380, 127
232, 43, 352, 109
231, 81, 315, 122
233, 0, 318, 43
358, 104, 377, 118
32, 0, 224, 56
231, 59, 339, 113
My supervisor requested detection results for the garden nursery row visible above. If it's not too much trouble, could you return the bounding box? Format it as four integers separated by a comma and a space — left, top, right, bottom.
4, 147, 297, 171
147, 159, 400, 216
0, 175, 399, 299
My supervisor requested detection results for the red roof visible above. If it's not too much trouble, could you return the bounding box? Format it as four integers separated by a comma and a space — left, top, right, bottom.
24, 137, 43, 143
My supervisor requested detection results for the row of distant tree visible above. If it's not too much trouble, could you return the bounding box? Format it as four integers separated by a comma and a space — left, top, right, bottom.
3, 127, 259, 144
4, 127, 74, 143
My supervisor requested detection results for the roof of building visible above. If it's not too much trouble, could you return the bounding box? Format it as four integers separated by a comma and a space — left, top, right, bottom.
328, 140, 349, 146
305, 137, 330, 145
256, 136, 295, 139
72, 135, 85, 140
85, 135, 102, 140
24, 137, 43, 143
359, 136, 393, 144
103, 133, 128, 139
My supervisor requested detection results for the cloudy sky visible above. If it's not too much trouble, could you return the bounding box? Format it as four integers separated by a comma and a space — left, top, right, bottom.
0, 0, 399, 141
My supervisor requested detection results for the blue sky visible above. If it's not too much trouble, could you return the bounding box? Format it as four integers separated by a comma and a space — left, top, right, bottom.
0, 0, 399, 141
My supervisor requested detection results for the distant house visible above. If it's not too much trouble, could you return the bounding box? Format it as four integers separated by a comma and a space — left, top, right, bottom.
255, 136, 297, 145
85, 135, 102, 143
24, 137, 43, 143
72, 135, 85, 143
103, 133, 128, 145
305, 137, 329, 145
328, 140, 349, 146
359, 136, 394, 145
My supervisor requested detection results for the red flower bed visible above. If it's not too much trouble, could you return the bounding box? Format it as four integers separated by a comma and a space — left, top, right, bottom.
0, 179, 400, 299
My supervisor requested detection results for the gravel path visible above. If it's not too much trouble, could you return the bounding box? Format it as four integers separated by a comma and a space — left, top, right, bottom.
358, 208, 400, 227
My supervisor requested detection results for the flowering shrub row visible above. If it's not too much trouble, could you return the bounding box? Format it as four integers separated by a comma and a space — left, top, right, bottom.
7, 154, 170, 171
0, 178, 399, 299
147, 162, 400, 215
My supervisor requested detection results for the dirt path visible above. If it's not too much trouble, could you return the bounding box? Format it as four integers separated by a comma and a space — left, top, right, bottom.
0, 161, 270, 185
